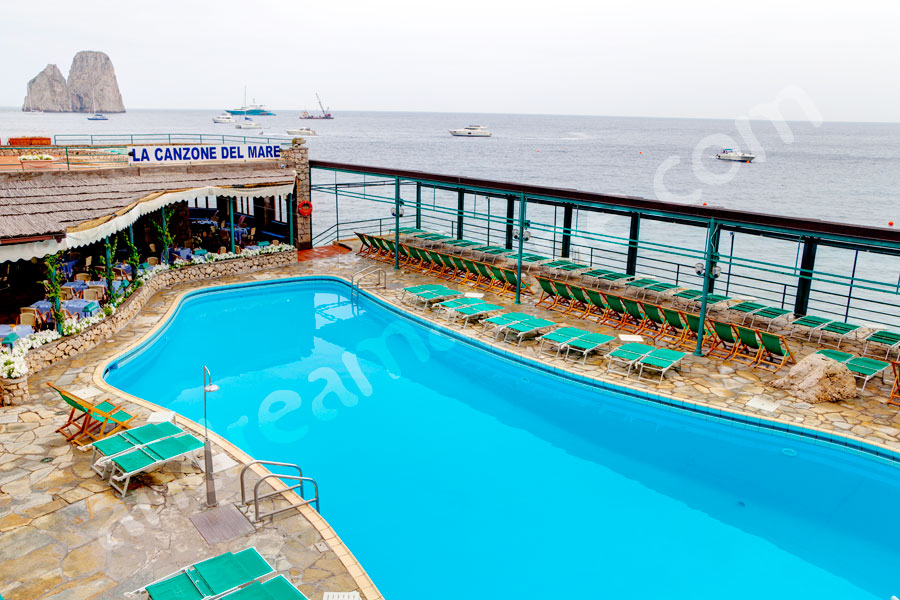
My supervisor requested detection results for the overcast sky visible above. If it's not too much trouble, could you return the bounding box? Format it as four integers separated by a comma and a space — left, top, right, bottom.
3, 0, 898, 122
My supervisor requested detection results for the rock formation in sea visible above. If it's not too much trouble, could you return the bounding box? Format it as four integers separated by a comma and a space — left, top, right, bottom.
23, 64, 71, 112
22, 51, 125, 113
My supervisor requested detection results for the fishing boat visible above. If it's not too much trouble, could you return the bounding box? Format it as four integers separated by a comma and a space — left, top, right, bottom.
299, 94, 334, 119
716, 148, 755, 162
286, 128, 317, 136
235, 117, 262, 129
213, 113, 235, 123
449, 125, 491, 137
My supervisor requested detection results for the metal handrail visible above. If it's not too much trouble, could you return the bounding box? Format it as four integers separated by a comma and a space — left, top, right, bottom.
239, 459, 302, 504
251, 474, 320, 521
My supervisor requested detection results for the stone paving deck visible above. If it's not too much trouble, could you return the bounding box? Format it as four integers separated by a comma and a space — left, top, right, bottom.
3, 241, 900, 599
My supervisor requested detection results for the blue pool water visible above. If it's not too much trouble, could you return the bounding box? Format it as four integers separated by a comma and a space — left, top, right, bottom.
105, 278, 900, 600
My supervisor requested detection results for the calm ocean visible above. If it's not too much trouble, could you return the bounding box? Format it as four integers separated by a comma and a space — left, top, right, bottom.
2, 108, 898, 324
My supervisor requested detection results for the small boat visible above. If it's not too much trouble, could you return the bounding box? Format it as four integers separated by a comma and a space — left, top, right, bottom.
299, 94, 334, 119
715, 148, 755, 162
235, 117, 261, 129
286, 128, 317, 136
449, 125, 491, 137
87, 113, 108, 121
227, 103, 275, 116
213, 113, 235, 123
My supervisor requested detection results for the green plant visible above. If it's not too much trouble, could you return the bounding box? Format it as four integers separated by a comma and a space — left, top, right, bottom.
103, 305, 113, 317
122, 231, 141, 293
150, 206, 175, 265
99, 235, 119, 300
43, 252, 65, 334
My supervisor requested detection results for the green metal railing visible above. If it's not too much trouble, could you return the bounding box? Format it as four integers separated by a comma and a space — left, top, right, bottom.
309, 163, 900, 331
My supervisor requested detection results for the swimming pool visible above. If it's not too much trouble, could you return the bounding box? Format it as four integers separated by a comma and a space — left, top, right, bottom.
105, 277, 900, 600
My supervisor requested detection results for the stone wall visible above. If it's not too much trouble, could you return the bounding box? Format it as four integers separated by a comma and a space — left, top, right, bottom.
283, 139, 312, 250
0, 376, 29, 406
24, 250, 295, 374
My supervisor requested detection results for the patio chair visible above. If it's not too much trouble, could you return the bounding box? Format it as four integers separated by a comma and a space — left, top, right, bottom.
637, 302, 667, 340
86, 421, 184, 478
584, 288, 612, 322
538, 327, 590, 357
535, 276, 560, 309
83, 288, 102, 302
602, 294, 629, 329
788, 315, 833, 340
60, 287, 75, 301
816, 350, 891, 390
224, 575, 310, 600
566, 285, 594, 319
550, 280, 576, 313
75, 272, 91, 282
447, 302, 503, 327
817, 321, 862, 348
502, 316, 556, 346
133, 547, 274, 600
620, 297, 649, 333
707, 320, 739, 360
756, 331, 795, 372
108, 432, 204, 496
147, 257, 159, 266
605, 343, 656, 376
637, 348, 687, 384
659, 308, 688, 346
732, 326, 763, 367
502, 269, 532, 296
48, 383, 136, 446
16, 312, 39, 331
862, 330, 900, 361
679, 312, 709, 350
563, 333, 615, 365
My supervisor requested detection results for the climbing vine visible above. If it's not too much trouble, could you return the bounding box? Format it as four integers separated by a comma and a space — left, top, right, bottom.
150, 206, 175, 264
43, 252, 65, 334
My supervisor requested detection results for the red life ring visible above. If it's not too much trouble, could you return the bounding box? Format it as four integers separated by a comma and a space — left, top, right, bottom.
298, 199, 313, 217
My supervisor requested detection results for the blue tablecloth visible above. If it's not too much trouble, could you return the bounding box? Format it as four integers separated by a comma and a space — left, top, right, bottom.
223, 226, 249, 244
60, 259, 78, 279
63, 281, 88, 292
192, 218, 218, 226
174, 248, 192, 261
91, 279, 126, 292
244, 245, 259, 251
62, 299, 100, 319
113, 262, 133, 275
30, 300, 53, 320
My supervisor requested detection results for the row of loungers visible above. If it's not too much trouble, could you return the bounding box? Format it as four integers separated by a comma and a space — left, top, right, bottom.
128, 547, 308, 599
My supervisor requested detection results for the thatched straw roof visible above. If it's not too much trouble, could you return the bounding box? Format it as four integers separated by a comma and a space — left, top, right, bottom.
0, 163, 294, 240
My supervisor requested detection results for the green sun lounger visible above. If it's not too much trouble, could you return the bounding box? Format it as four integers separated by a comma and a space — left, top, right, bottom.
817, 321, 862, 348
502, 317, 556, 345
448, 302, 503, 327
788, 315, 833, 339
640, 281, 681, 300
637, 348, 687, 384
109, 433, 204, 497
563, 333, 615, 365
748, 306, 792, 330
88, 421, 184, 478
605, 343, 655, 376
224, 575, 309, 600
400, 283, 445, 302
728, 301, 767, 324
817, 350, 891, 390
863, 330, 900, 360
482, 312, 532, 338
538, 327, 590, 357
137, 547, 274, 600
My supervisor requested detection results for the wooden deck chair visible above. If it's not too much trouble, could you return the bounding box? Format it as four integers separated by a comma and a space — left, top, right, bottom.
620, 297, 649, 333
48, 383, 135, 446
584, 288, 612, 323
756, 331, 795, 372
732, 325, 763, 366
637, 302, 666, 340
535, 276, 560, 308
707, 320, 740, 360
550, 280, 576, 313
502, 269, 532, 296
889, 362, 900, 407
678, 312, 708, 350
659, 308, 688, 346
568, 285, 594, 319
602, 294, 629, 329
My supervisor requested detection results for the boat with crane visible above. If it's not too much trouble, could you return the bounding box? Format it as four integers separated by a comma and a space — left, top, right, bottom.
300, 94, 334, 119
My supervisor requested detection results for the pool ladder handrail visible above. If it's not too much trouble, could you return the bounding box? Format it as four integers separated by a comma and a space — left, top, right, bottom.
350, 266, 386, 303
239, 460, 320, 522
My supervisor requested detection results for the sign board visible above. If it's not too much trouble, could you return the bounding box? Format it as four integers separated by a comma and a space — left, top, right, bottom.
128, 144, 281, 164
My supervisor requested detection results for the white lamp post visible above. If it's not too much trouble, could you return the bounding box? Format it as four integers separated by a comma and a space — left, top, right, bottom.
203, 366, 219, 508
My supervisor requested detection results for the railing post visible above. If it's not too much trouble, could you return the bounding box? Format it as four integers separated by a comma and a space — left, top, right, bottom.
561, 205, 574, 258
694, 218, 718, 357
415, 183, 422, 230
844, 250, 859, 321
456, 189, 465, 240
793, 237, 818, 316
287, 193, 294, 248
625, 213, 641, 275
394, 177, 401, 270
515, 193, 527, 304
505, 196, 515, 250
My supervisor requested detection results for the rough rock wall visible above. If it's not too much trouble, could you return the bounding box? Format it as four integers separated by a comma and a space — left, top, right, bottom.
21, 51, 125, 113
67, 51, 125, 113
22, 64, 71, 112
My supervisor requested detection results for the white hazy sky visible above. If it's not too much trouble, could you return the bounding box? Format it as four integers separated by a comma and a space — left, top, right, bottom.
2, 0, 898, 121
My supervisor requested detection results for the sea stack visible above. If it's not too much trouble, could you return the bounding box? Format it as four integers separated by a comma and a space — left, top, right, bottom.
22, 51, 125, 113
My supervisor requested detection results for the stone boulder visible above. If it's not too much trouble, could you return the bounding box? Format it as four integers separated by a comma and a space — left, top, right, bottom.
67, 51, 125, 113
23, 64, 70, 112
771, 353, 857, 404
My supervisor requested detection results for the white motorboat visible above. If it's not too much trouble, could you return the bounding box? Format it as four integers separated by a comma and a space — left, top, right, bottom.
235, 117, 262, 129
716, 148, 755, 162
213, 113, 235, 123
449, 125, 491, 137
286, 128, 317, 136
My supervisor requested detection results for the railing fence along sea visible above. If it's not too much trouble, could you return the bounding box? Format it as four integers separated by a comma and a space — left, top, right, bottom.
308, 162, 900, 330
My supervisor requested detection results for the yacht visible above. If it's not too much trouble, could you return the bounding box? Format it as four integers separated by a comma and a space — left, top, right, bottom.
715, 148, 755, 162
213, 113, 235, 123
449, 125, 491, 137
87, 113, 108, 121
286, 127, 317, 136
235, 117, 262, 129
226, 103, 275, 116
